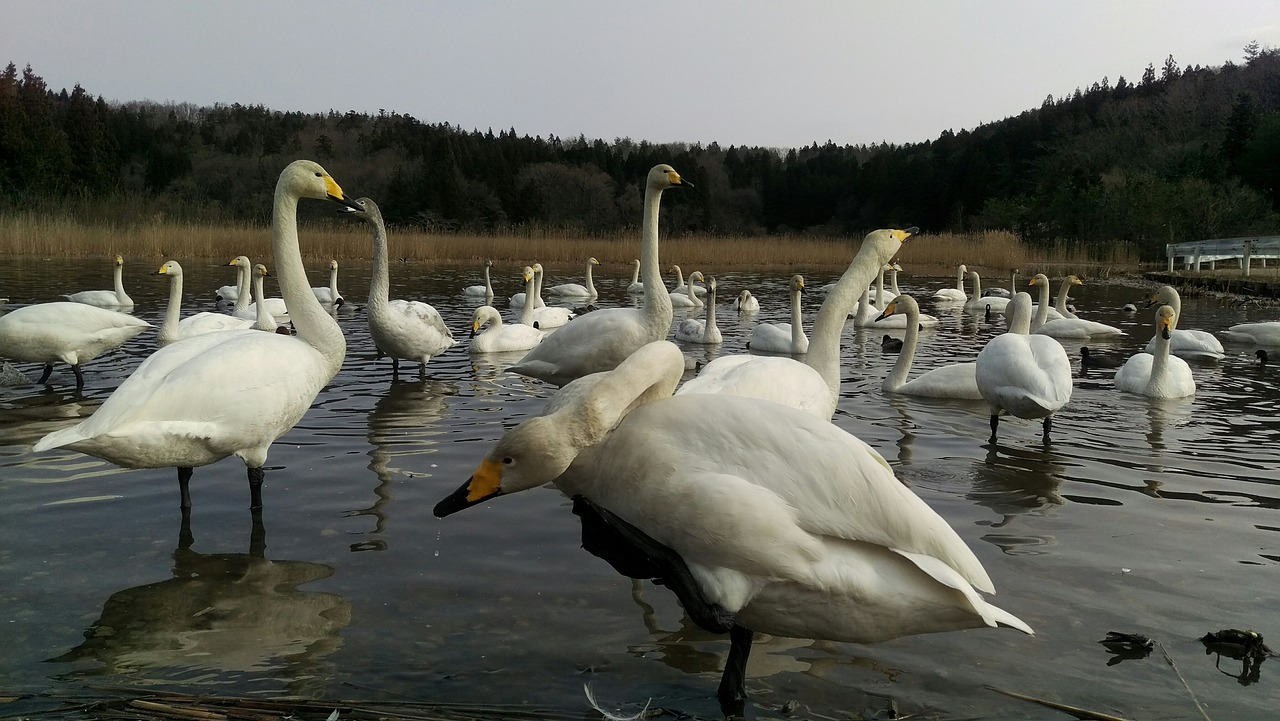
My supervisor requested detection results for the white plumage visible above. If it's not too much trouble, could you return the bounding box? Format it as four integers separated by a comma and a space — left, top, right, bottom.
673, 276, 723, 344
932, 264, 968, 302
976, 292, 1073, 440
877, 295, 982, 399
310, 259, 343, 305
1116, 305, 1195, 398
470, 305, 544, 354
64, 255, 134, 309
156, 260, 258, 346
463, 259, 495, 298
732, 289, 759, 313
745, 274, 807, 354
545, 257, 599, 298
0, 301, 150, 386
1143, 286, 1226, 360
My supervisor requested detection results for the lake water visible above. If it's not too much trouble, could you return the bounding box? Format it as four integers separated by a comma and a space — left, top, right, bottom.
1, 257, 1278, 720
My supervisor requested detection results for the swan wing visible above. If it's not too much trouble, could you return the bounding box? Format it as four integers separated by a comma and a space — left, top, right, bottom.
676, 355, 830, 417
900, 362, 983, 399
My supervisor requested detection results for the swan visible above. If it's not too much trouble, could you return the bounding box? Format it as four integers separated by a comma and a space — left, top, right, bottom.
886, 262, 905, 297
434, 340, 1032, 712
1028, 274, 1124, 338
732, 289, 759, 313
507, 164, 688, 386
932, 264, 968, 302
676, 228, 916, 420
339, 197, 455, 375
670, 264, 708, 298
470, 305, 544, 354
216, 256, 251, 303
975, 292, 1073, 440
509, 262, 547, 309
626, 259, 645, 294
674, 276, 723, 344
246, 265, 284, 332
877, 295, 983, 399
745, 274, 807, 354
1026, 273, 1068, 331
1080, 345, 1124, 370
1222, 320, 1280, 347
463, 259, 495, 299
545, 257, 599, 298
0, 302, 150, 387
964, 271, 1011, 315
155, 260, 258, 346
668, 269, 705, 308
64, 255, 134, 309
853, 283, 939, 329
229, 257, 289, 321
1142, 286, 1226, 360
1115, 305, 1195, 398
982, 268, 1017, 298
310, 259, 343, 305
1054, 275, 1080, 319
33, 160, 361, 509
528, 271, 576, 329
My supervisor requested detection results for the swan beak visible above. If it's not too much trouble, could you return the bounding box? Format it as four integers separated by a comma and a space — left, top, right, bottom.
156, 266, 169, 275
667, 170, 693, 189
891, 227, 919, 242
434, 460, 504, 517
1160, 319, 1173, 340
874, 303, 896, 322
324, 176, 364, 211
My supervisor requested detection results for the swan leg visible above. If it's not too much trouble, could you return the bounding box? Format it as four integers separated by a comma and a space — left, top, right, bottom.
178, 506, 194, 550
1042, 416, 1052, 438
391, 358, 400, 376
572, 496, 735, 634
37, 364, 53, 384
177, 467, 194, 509
248, 507, 266, 557
71, 364, 84, 388
717, 624, 754, 715
247, 467, 265, 509
988, 413, 999, 442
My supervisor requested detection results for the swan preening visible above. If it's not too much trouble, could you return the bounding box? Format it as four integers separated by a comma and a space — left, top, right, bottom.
673, 276, 722, 344
745, 274, 807, 354
435, 340, 1031, 712
344, 197, 455, 375
975, 292, 1073, 440
733, 289, 759, 313
34, 160, 361, 510
64, 254, 134, 308
1115, 304, 1196, 398
877, 295, 983, 399
0, 301, 150, 386
508, 165, 688, 387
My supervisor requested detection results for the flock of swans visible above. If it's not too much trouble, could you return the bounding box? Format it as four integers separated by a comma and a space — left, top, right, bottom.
2, 159, 1274, 714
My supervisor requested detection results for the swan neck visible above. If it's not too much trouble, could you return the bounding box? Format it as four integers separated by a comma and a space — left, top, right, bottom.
160, 271, 183, 341
252, 273, 275, 330
367, 218, 392, 313
1033, 281, 1051, 329
807, 241, 890, 410
705, 287, 717, 329
272, 180, 345, 373
790, 287, 805, 349
585, 262, 596, 294
482, 264, 492, 292
233, 263, 251, 311
970, 273, 982, 298
1055, 280, 1071, 313
113, 263, 128, 301
631, 262, 640, 285
956, 266, 966, 291
520, 275, 536, 326
553, 342, 683, 451
883, 304, 919, 392
329, 265, 340, 296
639, 183, 673, 326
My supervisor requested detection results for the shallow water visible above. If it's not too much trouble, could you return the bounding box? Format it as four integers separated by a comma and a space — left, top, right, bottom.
1, 258, 1278, 720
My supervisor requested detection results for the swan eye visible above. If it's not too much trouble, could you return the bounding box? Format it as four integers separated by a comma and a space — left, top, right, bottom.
314, 172, 323, 177
501, 457, 514, 465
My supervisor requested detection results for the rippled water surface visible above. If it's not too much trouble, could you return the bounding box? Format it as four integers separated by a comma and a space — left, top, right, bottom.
2, 258, 1278, 719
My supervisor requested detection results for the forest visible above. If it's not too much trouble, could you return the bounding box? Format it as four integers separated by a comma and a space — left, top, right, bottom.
1, 45, 1279, 261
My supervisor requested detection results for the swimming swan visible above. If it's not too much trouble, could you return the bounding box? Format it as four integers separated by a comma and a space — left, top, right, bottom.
0, 302, 150, 387
745, 274, 807, 354
218, 256, 251, 304
545, 257, 599, 298
975, 292, 1073, 440
343, 197, 455, 375
1029, 274, 1123, 338
877, 295, 982, 399
33, 160, 361, 509
854, 278, 939, 329
732, 289, 759, 314
626, 259, 645, 294
932, 264, 968, 302
1115, 304, 1195, 398
964, 271, 1011, 315
1143, 286, 1225, 360
1221, 320, 1280, 347
310, 259, 343, 305
507, 164, 689, 386
64, 255, 134, 309
668, 269, 705, 308
674, 276, 723, 344
508, 262, 547, 310
670, 264, 707, 298
470, 305, 544, 354
434, 340, 1032, 712
156, 260, 258, 346
676, 228, 916, 420
463, 260, 495, 299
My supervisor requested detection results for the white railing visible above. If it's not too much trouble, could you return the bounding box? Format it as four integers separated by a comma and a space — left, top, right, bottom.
1165, 236, 1280, 275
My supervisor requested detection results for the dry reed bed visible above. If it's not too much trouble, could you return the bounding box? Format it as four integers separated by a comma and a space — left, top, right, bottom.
0, 212, 1140, 279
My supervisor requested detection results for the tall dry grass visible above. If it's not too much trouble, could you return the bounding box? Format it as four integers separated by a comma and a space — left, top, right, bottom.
0, 211, 1140, 279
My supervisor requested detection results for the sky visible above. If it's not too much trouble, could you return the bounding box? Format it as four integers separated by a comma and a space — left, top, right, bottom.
4, 1, 1280, 150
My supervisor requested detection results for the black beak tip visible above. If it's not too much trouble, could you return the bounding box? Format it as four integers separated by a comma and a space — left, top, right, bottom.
331, 195, 364, 212
903, 226, 920, 235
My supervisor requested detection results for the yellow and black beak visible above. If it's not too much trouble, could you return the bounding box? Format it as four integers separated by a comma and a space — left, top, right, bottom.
874, 302, 897, 323
1160, 317, 1173, 340
434, 459, 504, 517
892, 226, 919, 243
324, 175, 364, 212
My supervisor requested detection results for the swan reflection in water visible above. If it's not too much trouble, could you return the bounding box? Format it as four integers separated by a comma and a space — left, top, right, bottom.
349, 379, 452, 551
48, 510, 350, 691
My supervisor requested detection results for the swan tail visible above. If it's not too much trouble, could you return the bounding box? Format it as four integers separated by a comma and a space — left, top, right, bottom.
33, 426, 89, 452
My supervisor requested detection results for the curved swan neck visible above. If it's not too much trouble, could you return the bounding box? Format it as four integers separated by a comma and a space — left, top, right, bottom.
272, 177, 345, 373
367, 216, 392, 315
875, 267, 886, 306
955, 265, 966, 292
585, 261, 596, 295
553, 342, 684, 450
883, 301, 920, 392
519, 273, 536, 326
113, 262, 128, 302
808, 240, 896, 404
1055, 278, 1073, 315
969, 272, 982, 299
890, 268, 901, 297
252, 271, 276, 330
482, 263, 492, 293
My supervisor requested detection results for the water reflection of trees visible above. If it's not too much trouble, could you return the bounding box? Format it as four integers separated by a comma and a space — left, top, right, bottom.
49, 511, 350, 694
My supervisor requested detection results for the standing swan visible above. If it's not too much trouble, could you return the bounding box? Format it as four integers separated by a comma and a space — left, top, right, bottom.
311, 259, 343, 306
343, 197, 455, 376
508, 165, 689, 386
34, 160, 361, 510
435, 341, 1032, 714
877, 295, 982, 399
976, 292, 1073, 441
156, 260, 258, 346
1115, 305, 1195, 398
674, 276, 723, 344
0, 302, 150, 387
65, 255, 134, 309
745, 274, 807, 354
545, 257, 599, 298
1144, 286, 1226, 360
463, 260, 495, 299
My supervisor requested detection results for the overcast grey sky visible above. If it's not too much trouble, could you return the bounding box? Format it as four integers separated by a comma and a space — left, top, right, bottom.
4, 1, 1279, 149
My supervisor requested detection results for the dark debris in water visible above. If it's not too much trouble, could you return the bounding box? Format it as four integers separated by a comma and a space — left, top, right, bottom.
1201, 628, 1276, 686
1098, 631, 1154, 665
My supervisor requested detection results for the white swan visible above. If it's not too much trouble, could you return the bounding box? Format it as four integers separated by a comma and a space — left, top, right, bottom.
982, 268, 1017, 298
229, 257, 289, 321
674, 276, 723, 344
975, 292, 1073, 440
507, 165, 687, 386
470, 305, 544, 354
0, 302, 150, 386
216, 256, 251, 302
310, 259, 343, 305
1054, 275, 1079, 319
1222, 320, 1280, 347
668, 269, 705, 308
670, 264, 708, 298
342, 197, 455, 374
528, 270, 576, 329
887, 263, 905, 297
746, 274, 807, 354
676, 228, 916, 420
508, 262, 547, 310
1142, 286, 1226, 360
546, 257, 599, 298
853, 281, 938, 329
246, 265, 283, 332
435, 340, 1032, 711
1115, 304, 1195, 398
1029, 274, 1123, 338
626, 259, 645, 294
463, 259, 495, 299
732, 289, 759, 313
65, 255, 134, 309
33, 160, 360, 509
877, 295, 983, 399
964, 271, 1011, 315
932, 264, 968, 302
156, 260, 258, 346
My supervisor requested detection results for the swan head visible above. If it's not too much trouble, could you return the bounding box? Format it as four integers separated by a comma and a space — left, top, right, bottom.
862, 227, 917, 264
688, 271, 705, 284
647, 163, 692, 191
229, 255, 251, 269
328, 259, 339, 270
1029, 273, 1049, 287
588, 257, 600, 266
791, 274, 805, 293
435, 413, 577, 517
485, 258, 494, 268
254, 263, 271, 279
338, 196, 382, 225
470, 305, 501, 336
1155, 305, 1177, 338
281, 159, 362, 211
1147, 285, 1178, 309
113, 255, 124, 267
876, 294, 917, 322
1068, 275, 1084, 287
156, 260, 182, 277
707, 276, 717, 294
522, 266, 536, 284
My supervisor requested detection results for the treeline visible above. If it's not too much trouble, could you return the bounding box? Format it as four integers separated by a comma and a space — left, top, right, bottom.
1, 47, 1279, 260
